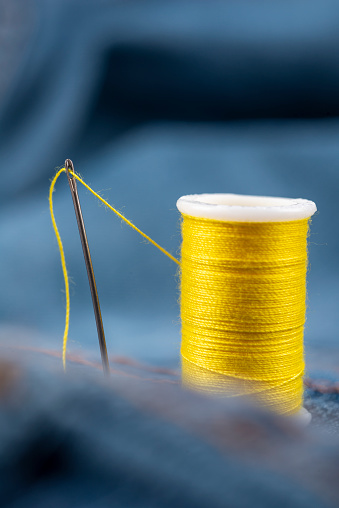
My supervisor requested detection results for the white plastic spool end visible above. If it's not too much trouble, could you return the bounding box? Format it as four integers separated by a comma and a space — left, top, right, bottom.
176, 193, 317, 222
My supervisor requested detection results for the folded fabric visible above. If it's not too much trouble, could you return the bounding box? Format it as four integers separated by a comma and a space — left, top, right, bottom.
0, 348, 337, 508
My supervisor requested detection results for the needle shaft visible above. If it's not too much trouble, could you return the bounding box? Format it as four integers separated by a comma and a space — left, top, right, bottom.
65, 159, 110, 375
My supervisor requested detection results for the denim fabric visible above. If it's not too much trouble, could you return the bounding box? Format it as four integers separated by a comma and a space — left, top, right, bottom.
1, 0, 339, 360
0, 351, 336, 508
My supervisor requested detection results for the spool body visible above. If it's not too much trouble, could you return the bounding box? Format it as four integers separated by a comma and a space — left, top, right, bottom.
176, 194, 316, 418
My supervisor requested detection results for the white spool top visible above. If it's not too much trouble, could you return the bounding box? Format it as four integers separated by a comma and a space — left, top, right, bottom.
176, 194, 317, 222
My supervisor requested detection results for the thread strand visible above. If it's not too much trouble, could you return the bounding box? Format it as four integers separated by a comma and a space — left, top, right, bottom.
49, 169, 70, 370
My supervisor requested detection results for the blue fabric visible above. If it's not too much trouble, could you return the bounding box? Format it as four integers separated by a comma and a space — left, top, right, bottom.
0, 354, 335, 508
0, 1, 339, 505
1, 0, 339, 362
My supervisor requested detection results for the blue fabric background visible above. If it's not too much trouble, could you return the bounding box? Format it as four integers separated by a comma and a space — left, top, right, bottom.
1, 0, 339, 367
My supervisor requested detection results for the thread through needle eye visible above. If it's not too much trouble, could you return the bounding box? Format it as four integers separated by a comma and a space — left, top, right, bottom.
65, 159, 110, 375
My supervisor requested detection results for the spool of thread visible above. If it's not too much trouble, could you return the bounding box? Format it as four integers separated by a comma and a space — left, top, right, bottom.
176, 194, 317, 420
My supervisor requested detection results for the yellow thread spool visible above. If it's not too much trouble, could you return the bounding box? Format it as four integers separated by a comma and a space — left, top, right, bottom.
176, 194, 316, 421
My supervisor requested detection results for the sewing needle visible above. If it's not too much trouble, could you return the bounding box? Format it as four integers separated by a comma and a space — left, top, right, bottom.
65, 159, 110, 376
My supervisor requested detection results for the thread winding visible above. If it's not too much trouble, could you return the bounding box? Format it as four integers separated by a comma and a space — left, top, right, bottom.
180, 214, 310, 415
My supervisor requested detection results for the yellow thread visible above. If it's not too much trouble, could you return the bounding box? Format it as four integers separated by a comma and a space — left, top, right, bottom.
70, 171, 180, 266
49, 168, 179, 370
49, 168, 70, 370
180, 214, 310, 415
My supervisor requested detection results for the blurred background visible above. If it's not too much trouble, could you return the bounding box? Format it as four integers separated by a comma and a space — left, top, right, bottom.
0, 0, 338, 369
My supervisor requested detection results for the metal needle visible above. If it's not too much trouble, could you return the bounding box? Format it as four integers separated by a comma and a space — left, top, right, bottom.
65, 159, 110, 375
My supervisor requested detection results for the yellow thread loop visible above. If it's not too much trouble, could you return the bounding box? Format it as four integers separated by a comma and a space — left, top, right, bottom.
49, 169, 70, 370
49, 167, 179, 369
180, 214, 309, 415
